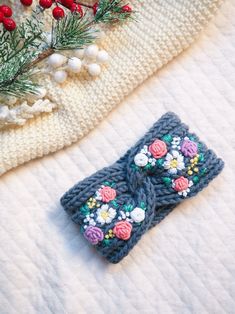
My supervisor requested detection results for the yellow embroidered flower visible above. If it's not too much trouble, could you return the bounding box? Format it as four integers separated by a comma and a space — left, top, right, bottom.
188, 154, 199, 175
105, 229, 115, 239
87, 197, 97, 209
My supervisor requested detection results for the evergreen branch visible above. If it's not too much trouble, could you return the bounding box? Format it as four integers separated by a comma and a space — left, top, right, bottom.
0, 1, 134, 98
52, 13, 95, 50
95, 0, 133, 24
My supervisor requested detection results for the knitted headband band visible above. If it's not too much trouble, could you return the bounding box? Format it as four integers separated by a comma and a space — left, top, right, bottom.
61, 112, 224, 263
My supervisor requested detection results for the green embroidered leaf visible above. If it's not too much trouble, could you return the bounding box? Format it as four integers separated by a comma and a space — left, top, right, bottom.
201, 167, 207, 176
103, 239, 111, 246
189, 136, 195, 141
157, 158, 164, 167
144, 163, 152, 170
103, 181, 111, 186
162, 134, 172, 143
162, 177, 172, 186
199, 153, 204, 162
192, 176, 199, 184
124, 204, 134, 212
80, 205, 90, 216
140, 201, 146, 210
111, 200, 118, 208
131, 163, 139, 171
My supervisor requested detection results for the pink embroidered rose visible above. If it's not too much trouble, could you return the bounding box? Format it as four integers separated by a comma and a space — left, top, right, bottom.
84, 226, 104, 245
113, 221, 132, 240
99, 186, 116, 203
181, 139, 198, 158
173, 176, 189, 192
149, 139, 167, 159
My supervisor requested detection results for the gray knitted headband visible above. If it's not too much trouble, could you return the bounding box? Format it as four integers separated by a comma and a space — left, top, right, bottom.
61, 112, 224, 263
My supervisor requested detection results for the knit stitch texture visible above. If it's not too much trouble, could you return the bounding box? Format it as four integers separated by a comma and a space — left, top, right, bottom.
61, 112, 224, 263
0, 0, 224, 176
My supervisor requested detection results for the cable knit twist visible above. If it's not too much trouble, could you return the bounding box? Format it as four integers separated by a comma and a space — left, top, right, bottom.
0, 0, 224, 176
61, 112, 224, 263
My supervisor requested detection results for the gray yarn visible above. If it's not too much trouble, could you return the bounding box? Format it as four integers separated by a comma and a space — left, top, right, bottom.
61, 112, 224, 263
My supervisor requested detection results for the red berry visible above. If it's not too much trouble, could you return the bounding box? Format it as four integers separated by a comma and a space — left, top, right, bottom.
3, 18, 16, 31
39, 0, 53, 9
20, 0, 33, 6
0, 12, 4, 23
121, 5, 132, 13
70, 3, 83, 17
93, 2, 98, 15
52, 6, 65, 20
0, 5, 13, 17
61, 0, 73, 9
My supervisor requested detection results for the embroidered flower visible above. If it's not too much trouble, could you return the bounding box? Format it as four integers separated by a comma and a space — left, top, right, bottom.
181, 138, 198, 158
140, 145, 148, 154
130, 207, 145, 223
97, 186, 116, 203
87, 197, 97, 209
96, 204, 117, 225
172, 176, 193, 197
84, 215, 96, 226
84, 226, 104, 245
134, 153, 149, 167
105, 229, 115, 239
171, 136, 181, 149
113, 221, 132, 240
163, 151, 185, 174
149, 139, 167, 159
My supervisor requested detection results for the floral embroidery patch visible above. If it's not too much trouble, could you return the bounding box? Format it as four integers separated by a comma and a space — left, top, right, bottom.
80, 182, 147, 246
133, 134, 207, 198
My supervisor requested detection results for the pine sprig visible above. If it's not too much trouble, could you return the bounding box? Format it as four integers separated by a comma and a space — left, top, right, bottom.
95, 0, 133, 23
0, 1, 135, 99
52, 13, 94, 50
0, 6, 44, 97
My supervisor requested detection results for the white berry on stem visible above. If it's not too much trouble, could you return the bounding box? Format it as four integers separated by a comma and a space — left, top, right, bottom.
53, 70, 68, 83
48, 53, 67, 68
85, 45, 99, 59
67, 57, 82, 73
87, 63, 101, 77
96, 50, 109, 64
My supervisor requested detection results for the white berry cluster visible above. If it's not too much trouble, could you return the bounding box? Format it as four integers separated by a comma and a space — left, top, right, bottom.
47, 44, 109, 84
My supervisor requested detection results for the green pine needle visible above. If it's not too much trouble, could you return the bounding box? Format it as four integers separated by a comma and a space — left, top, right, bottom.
95, 0, 133, 23
52, 13, 95, 50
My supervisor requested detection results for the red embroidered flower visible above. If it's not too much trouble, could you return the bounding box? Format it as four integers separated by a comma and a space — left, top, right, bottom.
149, 139, 167, 159
173, 176, 189, 192
113, 221, 132, 240
99, 186, 116, 203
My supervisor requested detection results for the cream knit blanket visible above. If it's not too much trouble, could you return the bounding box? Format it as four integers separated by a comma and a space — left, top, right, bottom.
0, 0, 223, 176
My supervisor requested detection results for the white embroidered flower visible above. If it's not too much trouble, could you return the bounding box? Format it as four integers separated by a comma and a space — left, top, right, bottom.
89, 219, 96, 226
130, 207, 145, 223
171, 136, 181, 149
96, 204, 117, 225
84, 215, 96, 226
163, 150, 185, 174
140, 145, 148, 154
95, 190, 102, 201
134, 153, 148, 167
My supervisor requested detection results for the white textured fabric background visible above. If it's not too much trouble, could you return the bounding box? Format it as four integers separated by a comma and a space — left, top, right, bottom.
0, 1, 235, 313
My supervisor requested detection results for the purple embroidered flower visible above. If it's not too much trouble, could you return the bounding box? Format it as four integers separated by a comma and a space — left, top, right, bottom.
84, 226, 104, 245
181, 139, 198, 158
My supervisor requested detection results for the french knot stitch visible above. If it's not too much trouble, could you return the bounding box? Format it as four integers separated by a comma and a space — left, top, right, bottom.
60, 112, 224, 263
